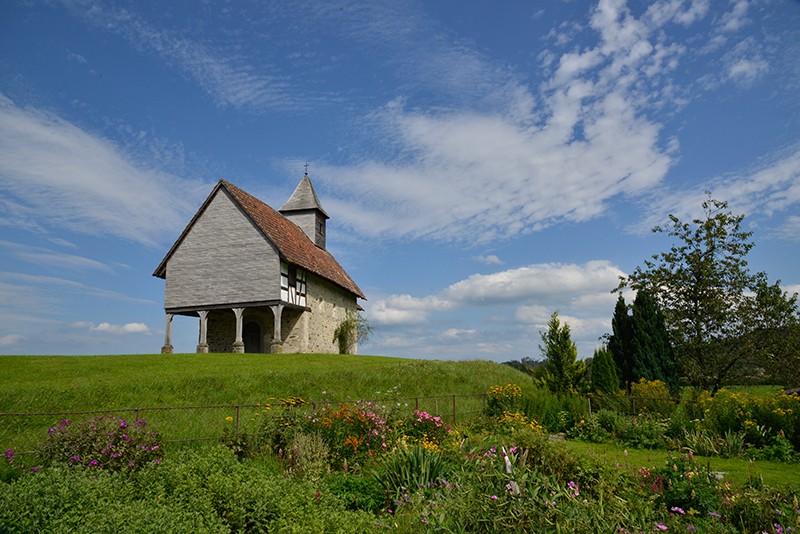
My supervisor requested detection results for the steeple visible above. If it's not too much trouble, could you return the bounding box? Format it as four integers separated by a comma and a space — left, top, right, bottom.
280, 170, 329, 249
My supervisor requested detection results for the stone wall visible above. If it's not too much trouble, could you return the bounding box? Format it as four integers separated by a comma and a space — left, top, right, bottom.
305, 273, 359, 354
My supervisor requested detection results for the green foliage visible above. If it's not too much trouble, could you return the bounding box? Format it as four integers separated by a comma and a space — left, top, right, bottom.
630, 378, 676, 417
539, 311, 585, 394
485, 383, 524, 417
620, 196, 800, 393
608, 294, 635, 390
323, 471, 385, 514
631, 290, 679, 393
282, 431, 330, 481
38, 415, 163, 471
701, 388, 800, 451
373, 445, 453, 499
333, 311, 373, 354
590, 346, 619, 394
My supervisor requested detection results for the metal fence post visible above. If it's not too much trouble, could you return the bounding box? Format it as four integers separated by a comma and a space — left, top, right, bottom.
234, 405, 240, 434
452, 395, 456, 425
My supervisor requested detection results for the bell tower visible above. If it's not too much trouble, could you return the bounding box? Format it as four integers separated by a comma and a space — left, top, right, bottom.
279, 169, 329, 249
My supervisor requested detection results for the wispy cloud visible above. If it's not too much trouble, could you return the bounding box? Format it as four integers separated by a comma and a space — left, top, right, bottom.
474, 254, 504, 266
310, 0, 795, 248
63, 1, 315, 113
0, 240, 113, 272
316, 0, 741, 243
0, 94, 206, 247
635, 144, 800, 234
0, 272, 155, 306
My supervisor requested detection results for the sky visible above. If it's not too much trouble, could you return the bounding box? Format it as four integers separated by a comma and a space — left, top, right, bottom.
1, 0, 799, 362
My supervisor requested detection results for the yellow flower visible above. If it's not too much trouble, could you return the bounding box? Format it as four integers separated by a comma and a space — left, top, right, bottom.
225, 416, 234, 422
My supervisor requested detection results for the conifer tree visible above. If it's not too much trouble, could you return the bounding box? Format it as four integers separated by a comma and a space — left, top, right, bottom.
608, 295, 634, 390
540, 311, 583, 394
590, 346, 619, 394
631, 290, 679, 393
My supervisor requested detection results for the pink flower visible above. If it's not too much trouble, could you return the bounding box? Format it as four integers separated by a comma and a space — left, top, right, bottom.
490, 495, 498, 501
655, 522, 668, 531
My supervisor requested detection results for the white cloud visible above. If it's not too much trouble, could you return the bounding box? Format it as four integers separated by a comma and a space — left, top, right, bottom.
727, 58, 768, 86
73, 321, 151, 334
474, 254, 503, 266
0, 95, 207, 247
441, 328, 477, 339
0, 335, 24, 346
367, 260, 624, 325
317, 0, 732, 244
718, 0, 750, 33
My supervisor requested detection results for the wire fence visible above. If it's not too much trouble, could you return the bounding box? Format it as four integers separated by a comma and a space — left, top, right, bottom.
1, 392, 709, 454
0, 394, 488, 453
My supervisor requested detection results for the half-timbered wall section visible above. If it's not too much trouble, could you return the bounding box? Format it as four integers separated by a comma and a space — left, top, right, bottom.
164, 189, 281, 310
280, 261, 307, 307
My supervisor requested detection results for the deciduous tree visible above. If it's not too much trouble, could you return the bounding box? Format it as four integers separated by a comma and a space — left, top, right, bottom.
618, 197, 798, 393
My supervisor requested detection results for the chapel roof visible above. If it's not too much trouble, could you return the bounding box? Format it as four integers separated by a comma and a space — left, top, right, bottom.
280, 174, 329, 218
153, 179, 365, 300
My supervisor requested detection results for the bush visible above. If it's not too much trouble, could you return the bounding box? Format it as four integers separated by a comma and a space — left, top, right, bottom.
615, 413, 668, 449
38, 415, 163, 471
630, 378, 675, 417
485, 384, 524, 417
702, 389, 800, 453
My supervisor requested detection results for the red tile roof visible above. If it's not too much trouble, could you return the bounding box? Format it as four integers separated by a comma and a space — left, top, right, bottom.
153, 180, 365, 300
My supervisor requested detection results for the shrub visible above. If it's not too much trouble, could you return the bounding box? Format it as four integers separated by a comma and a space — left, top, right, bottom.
485, 384, 523, 417
282, 431, 329, 481
630, 378, 675, 417
615, 413, 668, 449
38, 415, 163, 471
702, 389, 800, 453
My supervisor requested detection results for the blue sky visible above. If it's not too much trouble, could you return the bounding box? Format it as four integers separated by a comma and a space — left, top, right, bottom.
1, 0, 798, 361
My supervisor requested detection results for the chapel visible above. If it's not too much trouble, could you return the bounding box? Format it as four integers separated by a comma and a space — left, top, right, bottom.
153, 174, 365, 354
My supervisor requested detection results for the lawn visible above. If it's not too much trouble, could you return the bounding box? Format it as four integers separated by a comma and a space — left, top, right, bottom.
561, 439, 797, 488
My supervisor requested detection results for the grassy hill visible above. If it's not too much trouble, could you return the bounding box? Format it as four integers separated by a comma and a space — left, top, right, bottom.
0, 353, 531, 451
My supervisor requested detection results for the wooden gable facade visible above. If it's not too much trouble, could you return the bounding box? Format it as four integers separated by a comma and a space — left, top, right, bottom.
153, 177, 365, 354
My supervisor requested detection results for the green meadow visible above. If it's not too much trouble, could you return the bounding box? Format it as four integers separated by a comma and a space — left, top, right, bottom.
0, 353, 529, 450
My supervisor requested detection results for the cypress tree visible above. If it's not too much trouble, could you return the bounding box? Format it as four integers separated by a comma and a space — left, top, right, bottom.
608, 295, 635, 391
591, 346, 620, 394
631, 290, 679, 393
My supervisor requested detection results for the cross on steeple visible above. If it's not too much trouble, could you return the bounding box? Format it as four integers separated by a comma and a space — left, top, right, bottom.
304, 162, 310, 176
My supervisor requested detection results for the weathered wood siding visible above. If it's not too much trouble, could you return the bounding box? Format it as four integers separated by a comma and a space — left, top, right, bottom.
164, 189, 280, 309
283, 210, 326, 249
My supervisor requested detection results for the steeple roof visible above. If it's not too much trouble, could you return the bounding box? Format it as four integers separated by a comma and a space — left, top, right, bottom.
280, 174, 329, 218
